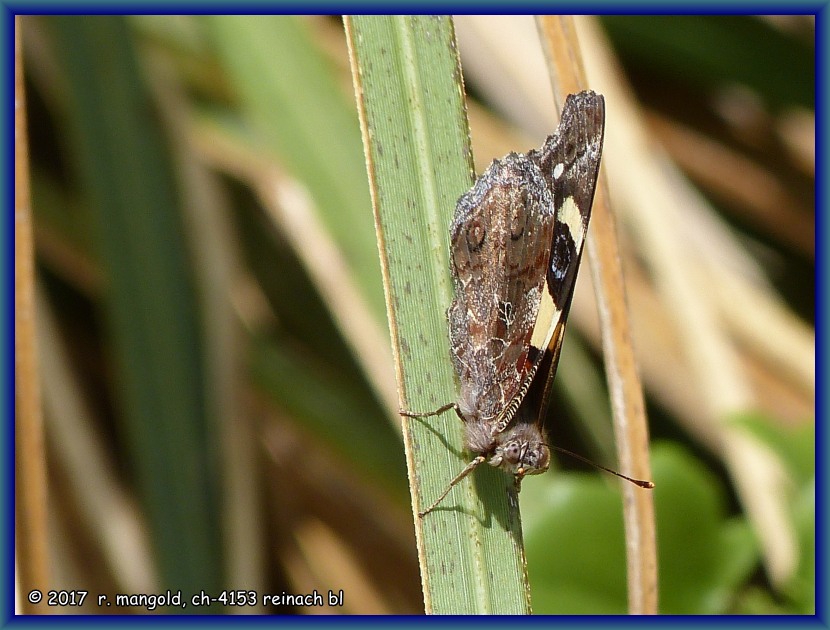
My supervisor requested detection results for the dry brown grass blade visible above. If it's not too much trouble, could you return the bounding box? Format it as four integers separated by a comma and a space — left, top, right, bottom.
536, 15, 659, 616
648, 112, 814, 259
259, 409, 421, 613
37, 289, 159, 597
14, 15, 51, 611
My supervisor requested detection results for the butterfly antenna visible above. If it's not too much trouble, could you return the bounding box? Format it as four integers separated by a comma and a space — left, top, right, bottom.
551, 445, 654, 489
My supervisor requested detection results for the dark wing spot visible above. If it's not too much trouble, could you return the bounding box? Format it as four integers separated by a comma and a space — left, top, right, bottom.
510, 189, 530, 240
548, 231, 577, 307
526, 344, 542, 366
466, 219, 486, 252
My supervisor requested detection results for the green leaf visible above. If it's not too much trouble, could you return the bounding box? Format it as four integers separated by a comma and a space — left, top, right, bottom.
523, 477, 631, 614
726, 412, 814, 612
651, 444, 758, 614
523, 443, 759, 614
786, 480, 815, 613
728, 413, 815, 613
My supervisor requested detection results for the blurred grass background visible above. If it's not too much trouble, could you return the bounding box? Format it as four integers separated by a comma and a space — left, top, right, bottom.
17, 15, 813, 614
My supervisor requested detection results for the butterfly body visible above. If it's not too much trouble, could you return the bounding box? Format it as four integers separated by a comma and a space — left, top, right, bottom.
407, 91, 607, 516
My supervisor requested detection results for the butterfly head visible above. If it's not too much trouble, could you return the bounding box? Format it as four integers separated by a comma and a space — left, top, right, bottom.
488, 425, 550, 477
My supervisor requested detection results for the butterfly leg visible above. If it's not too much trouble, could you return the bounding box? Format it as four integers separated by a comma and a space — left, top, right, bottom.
399, 402, 458, 419
418, 455, 486, 517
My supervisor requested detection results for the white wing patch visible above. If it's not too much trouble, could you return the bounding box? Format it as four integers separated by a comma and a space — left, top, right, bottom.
558, 196, 585, 251
529, 284, 561, 351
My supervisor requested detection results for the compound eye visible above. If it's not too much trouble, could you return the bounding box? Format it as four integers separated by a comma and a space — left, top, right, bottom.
503, 441, 522, 465
523, 444, 551, 475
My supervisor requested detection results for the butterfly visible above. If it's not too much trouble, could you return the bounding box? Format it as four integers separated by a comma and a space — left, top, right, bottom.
404, 91, 651, 517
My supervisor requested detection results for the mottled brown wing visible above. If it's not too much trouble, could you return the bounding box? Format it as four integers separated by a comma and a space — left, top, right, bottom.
448, 153, 555, 425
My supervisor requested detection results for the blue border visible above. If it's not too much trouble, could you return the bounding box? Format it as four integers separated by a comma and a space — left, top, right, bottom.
5, 2, 14, 626
0, 2, 827, 13
816, 3, 826, 625
6, 4, 825, 627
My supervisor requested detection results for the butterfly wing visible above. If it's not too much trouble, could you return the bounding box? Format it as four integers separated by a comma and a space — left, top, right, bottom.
528, 91, 606, 425
448, 90, 605, 442
448, 153, 555, 428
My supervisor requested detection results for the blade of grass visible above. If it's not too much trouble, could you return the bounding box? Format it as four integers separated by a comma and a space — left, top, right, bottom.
537, 15, 658, 614
578, 14, 802, 591
249, 332, 407, 497
202, 15, 385, 320
182, 115, 407, 494
14, 16, 50, 610
48, 16, 223, 601
346, 15, 532, 614
37, 288, 158, 595
201, 14, 399, 426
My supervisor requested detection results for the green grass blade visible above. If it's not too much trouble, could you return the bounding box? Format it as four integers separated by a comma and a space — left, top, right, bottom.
346, 15, 532, 614
202, 15, 385, 321
249, 331, 407, 497
47, 16, 223, 600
